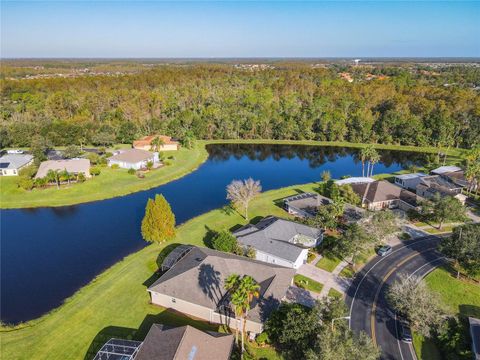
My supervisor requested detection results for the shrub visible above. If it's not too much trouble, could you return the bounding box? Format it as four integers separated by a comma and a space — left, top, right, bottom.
246, 246, 256, 258
127, 168, 136, 175
255, 332, 270, 345
163, 160, 172, 166
34, 177, 48, 188
86, 152, 100, 165
110, 164, 119, 170
90, 167, 101, 176
19, 165, 38, 179
77, 173, 86, 183
18, 177, 34, 191
211, 230, 238, 253
146, 161, 153, 170
141, 194, 176, 243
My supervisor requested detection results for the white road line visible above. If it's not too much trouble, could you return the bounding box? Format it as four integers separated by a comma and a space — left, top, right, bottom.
396, 256, 446, 360
348, 237, 437, 327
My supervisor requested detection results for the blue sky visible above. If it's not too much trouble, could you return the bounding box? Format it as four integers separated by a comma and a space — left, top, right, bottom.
1, 1, 479, 58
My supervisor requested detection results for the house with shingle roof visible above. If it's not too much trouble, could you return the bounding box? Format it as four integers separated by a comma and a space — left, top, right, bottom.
108, 149, 160, 170
233, 216, 323, 269
148, 246, 295, 335
350, 180, 419, 211
35, 159, 91, 179
0, 154, 33, 176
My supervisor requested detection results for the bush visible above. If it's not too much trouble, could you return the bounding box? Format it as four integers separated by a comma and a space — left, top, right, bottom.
86, 152, 100, 165
18, 165, 38, 179
77, 173, 86, 183
255, 332, 270, 345
146, 161, 153, 170
90, 166, 101, 176
18, 177, 34, 191
163, 160, 172, 166
127, 168, 136, 175
110, 164, 119, 170
211, 230, 238, 253
246, 246, 256, 258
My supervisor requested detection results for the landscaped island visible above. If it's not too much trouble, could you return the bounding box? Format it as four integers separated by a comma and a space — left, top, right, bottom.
0, 140, 468, 209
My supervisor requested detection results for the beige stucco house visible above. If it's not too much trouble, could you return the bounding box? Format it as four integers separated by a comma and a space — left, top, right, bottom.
148, 246, 295, 335
0, 154, 34, 176
35, 159, 91, 179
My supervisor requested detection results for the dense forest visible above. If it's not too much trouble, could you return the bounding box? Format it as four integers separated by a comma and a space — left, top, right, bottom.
1, 62, 479, 149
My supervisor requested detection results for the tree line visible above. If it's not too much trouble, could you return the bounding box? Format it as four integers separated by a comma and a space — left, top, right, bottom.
1, 64, 479, 149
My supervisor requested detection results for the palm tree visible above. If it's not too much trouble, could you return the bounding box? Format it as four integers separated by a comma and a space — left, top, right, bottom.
368, 150, 380, 177
150, 136, 165, 152
224, 274, 242, 345
360, 147, 369, 177
46, 169, 60, 189
238, 276, 260, 354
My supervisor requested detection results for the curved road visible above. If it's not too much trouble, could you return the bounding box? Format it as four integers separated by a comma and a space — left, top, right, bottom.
346, 236, 448, 360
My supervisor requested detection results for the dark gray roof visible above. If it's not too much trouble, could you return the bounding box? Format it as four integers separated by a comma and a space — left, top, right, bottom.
148, 247, 295, 324
233, 216, 321, 262
0, 154, 33, 170
284, 192, 332, 216
135, 324, 233, 360
417, 175, 462, 196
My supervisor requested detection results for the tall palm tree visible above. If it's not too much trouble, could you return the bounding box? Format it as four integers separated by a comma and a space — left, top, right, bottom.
360, 147, 369, 177
224, 274, 242, 345
238, 275, 260, 354
150, 136, 165, 152
368, 150, 380, 177
46, 170, 60, 189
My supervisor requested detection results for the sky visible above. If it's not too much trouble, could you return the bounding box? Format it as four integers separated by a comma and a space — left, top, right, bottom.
1, 1, 479, 58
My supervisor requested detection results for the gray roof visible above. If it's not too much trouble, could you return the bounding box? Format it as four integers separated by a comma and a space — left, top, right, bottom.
35, 159, 90, 178
233, 216, 322, 262
417, 175, 462, 195
148, 246, 295, 324
395, 172, 426, 180
431, 165, 462, 175
108, 149, 154, 164
135, 324, 233, 360
351, 180, 418, 206
284, 192, 332, 216
0, 154, 33, 170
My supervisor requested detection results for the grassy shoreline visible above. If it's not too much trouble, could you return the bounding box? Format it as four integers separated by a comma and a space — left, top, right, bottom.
0, 183, 317, 359
0, 139, 467, 209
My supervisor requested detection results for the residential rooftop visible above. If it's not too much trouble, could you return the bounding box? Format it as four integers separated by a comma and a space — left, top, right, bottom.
431, 165, 462, 175
394, 172, 427, 180
148, 246, 295, 324
0, 154, 33, 170
108, 149, 155, 164
35, 159, 90, 179
351, 180, 418, 206
334, 177, 375, 186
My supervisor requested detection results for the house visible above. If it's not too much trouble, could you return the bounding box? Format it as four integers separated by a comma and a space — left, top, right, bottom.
416, 175, 466, 204
35, 159, 91, 179
350, 180, 419, 211
233, 216, 323, 269
108, 149, 159, 170
431, 165, 462, 176
93, 324, 234, 360
394, 173, 427, 191
431, 166, 475, 191
334, 177, 375, 186
0, 154, 33, 176
468, 317, 480, 360
133, 135, 180, 151
148, 246, 295, 335
283, 192, 332, 218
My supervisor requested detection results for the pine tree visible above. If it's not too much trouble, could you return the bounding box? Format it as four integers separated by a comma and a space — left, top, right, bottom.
141, 194, 176, 243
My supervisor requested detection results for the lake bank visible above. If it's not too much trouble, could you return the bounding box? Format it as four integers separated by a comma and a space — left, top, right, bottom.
0, 140, 467, 209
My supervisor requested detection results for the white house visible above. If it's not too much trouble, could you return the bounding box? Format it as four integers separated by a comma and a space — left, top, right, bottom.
107, 149, 159, 170
394, 173, 427, 191
233, 216, 323, 269
0, 154, 34, 176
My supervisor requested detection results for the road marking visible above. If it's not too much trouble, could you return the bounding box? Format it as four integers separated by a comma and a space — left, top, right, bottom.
395, 312, 405, 360
370, 251, 426, 345
348, 237, 437, 327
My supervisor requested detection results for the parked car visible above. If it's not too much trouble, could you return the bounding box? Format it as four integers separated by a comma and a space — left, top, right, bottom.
7, 149, 24, 154
399, 320, 413, 343
377, 245, 392, 257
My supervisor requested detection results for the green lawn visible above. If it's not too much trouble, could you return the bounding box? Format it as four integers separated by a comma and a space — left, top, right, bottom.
0, 182, 319, 360
0, 142, 209, 209
328, 288, 343, 299
413, 266, 480, 360
316, 253, 342, 272
294, 274, 324, 294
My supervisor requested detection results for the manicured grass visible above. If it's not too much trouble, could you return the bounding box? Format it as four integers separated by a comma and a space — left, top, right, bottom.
0, 143, 209, 209
328, 288, 343, 299
339, 266, 356, 279
423, 225, 455, 234
294, 274, 324, 294
0, 182, 319, 360
316, 254, 342, 272
413, 266, 480, 360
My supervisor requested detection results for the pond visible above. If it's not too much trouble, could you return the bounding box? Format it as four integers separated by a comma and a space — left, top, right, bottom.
0, 144, 428, 324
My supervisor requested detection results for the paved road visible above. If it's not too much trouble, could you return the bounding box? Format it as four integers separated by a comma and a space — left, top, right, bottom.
346, 236, 448, 360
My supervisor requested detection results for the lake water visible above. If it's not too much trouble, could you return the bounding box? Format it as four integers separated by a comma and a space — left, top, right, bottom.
0, 144, 427, 324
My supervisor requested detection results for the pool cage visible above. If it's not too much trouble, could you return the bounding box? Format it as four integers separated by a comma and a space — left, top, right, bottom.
161, 245, 193, 272
93, 338, 142, 360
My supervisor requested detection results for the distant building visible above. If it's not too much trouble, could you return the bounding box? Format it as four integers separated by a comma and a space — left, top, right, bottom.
133, 135, 179, 151
350, 180, 419, 211
416, 175, 466, 204
233, 216, 323, 269
35, 159, 91, 179
108, 149, 159, 170
0, 154, 33, 176
148, 246, 295, 335
431, 166, 475, 191
394, 173, 427, 191
93, 324, 234, 360
334, 177, 375, 186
